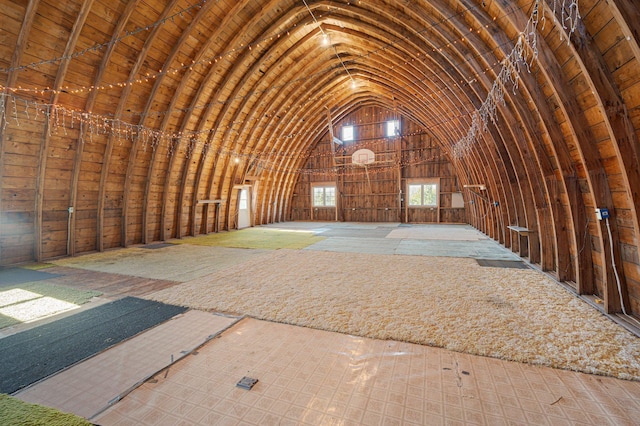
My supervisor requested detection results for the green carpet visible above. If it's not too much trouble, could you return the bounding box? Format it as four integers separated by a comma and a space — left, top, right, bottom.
19, 263, 55, 271
171, 227, 324, 250
0, 314, 21, 330
0, 394, 91, 426
0, 283, 102, 329
1, 297, 187, 395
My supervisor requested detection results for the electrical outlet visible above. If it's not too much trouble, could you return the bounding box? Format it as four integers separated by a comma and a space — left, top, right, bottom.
595, 207, 609, 220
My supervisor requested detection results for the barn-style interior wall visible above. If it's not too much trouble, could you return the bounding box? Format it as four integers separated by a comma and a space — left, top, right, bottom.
291, 106, 467, 224
1, 0, 640, 322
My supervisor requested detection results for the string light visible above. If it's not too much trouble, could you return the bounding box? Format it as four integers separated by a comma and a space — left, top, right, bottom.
301, 0, 357, 89
0, 0, 219, 74
0, 87, 443, 180
1, 0, 581, 167
257, 149, 448, 178
0, 90, 436, 166
4, 1, 529, 104
452, 0, 580, 158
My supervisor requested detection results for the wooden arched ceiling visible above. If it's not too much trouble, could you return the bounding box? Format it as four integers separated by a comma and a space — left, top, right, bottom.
1, 0, 640, 318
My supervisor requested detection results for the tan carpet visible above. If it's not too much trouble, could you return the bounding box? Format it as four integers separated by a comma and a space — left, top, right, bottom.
147, 249, 640, 381
50, 245, 269, 282
386, 226, 488, 240
170, 227, 325, 249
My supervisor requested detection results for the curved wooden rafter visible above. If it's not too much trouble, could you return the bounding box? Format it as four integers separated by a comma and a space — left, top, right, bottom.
119, 0, 183, 247
0, 0, 639, 319
35, 0, 95, 261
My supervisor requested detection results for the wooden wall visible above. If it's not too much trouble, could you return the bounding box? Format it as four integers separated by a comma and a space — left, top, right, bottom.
290, 106, 467, 224
1, 0, 640, 324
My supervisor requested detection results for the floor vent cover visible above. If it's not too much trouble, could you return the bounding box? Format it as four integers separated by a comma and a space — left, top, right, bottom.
475, 259, 529, 269
236, 376, 259, 390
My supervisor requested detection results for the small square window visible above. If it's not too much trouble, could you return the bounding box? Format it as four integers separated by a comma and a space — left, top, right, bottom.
408, 183, 437, 206
342, 125, 354, 141
386, 120, 400, 137
313, 186, 336, 207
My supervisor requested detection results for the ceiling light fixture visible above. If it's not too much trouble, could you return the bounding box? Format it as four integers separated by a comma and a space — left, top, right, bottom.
301, 0, 355, 84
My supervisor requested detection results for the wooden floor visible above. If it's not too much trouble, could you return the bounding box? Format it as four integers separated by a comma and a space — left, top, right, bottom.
36, 266, 181, 299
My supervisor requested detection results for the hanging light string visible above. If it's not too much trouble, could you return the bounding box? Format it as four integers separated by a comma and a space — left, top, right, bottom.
0, 89, 444, 178
0, 0, 539, 158
2, 2, 350, 90
2, 0, 576, 150
1, 0, 580, 165
0, 89, 433, 163
452, 0, 580, 158
0, 0, 219, 74
3, 0, 524, 97
0, 22, 512, 149
302, 0, 355, 86
0, 6, 528, 151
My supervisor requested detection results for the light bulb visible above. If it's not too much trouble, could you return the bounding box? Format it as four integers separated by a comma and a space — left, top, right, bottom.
322, 33, 330, 46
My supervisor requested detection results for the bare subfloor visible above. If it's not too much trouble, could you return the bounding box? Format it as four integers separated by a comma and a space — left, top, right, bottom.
9, 223, 640, 424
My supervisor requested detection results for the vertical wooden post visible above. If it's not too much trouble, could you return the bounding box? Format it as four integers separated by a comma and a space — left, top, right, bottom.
34, 0, 94, 261
396, 115, 403, 223
326, 107, 342, 222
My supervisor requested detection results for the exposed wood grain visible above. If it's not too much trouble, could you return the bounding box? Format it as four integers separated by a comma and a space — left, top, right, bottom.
42, 265, 181, 298
1, 0, 640, 323
0, 0, 41, 266
35, 0, 95, 262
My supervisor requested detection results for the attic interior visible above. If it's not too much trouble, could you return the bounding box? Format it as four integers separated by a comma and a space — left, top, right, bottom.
1, 0, 640, 422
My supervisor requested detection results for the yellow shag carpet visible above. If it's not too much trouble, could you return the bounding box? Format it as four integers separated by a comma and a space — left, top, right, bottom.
169, 227, 324, 249
0, 394, 91, 426
147, 249, 640, 381
17, 263, 55, 271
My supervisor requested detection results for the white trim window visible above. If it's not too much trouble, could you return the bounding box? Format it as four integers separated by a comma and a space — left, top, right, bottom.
342, 125, 354, 142
386, 120, 400, 137
408, 181, 438, 207
312, 185, 336, 207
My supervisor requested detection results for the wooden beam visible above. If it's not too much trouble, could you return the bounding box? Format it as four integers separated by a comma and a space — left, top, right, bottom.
34, 0, 94, 261
569, 17, 639, 314
608, 0, 640, 64
0, 0, 41, 265
92, 0, 143, 252
326, 107, 341, 221
140, 0, 217, 243
121, 0, 181, 247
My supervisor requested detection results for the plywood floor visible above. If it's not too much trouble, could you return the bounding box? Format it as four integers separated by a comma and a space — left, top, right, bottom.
92, 317, 640, 426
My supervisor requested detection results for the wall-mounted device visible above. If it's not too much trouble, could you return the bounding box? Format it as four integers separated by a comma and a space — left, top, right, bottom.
595, 207, 610, 221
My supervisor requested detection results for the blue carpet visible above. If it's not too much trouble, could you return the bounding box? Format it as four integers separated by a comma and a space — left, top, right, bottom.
0, 296, 187, 394
0, 268, 61, 287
